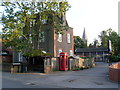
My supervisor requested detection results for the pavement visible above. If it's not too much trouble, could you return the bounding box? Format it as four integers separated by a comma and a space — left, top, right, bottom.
2, 62, 120, 88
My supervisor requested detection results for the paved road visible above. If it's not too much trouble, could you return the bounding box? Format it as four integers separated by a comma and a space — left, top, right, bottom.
2, 62, 120, 88
2, 78, 62, 88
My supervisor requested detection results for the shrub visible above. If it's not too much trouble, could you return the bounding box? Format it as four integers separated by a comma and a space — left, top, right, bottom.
109, 55, 118, 62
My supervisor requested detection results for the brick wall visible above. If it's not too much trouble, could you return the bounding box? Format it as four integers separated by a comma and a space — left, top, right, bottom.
55, 28, 74, 57
68, 57, 95, 70
109, 62, 120, 82
51, 57, 59, 71
39, 26, 74, 57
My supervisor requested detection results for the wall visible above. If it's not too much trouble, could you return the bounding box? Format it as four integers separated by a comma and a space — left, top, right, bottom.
39, 26, 74, 57
55, 28, 74, 57
2, 63, 12, 72
51, 57, 59, 71
68, 57, 95, 70
44, 57, 52, 73
44, 57, 59, 73
1, 55, 12, 72
109, 62, 120, 82
39, 25, 54, 56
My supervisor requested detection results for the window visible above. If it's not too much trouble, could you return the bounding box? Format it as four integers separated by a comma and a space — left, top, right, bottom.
58, 49, 62, 54
0, 52, 8, 56
18, 52, 23, 62
57, 33, 62, 42
69, 50, 73, 56
67, 33, 71, 43
39, 32, 45, 42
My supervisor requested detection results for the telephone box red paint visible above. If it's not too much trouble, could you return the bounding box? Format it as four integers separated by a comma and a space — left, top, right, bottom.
59, 52, 68, 71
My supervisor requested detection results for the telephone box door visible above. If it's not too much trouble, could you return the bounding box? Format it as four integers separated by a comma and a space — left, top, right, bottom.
59, 52, 68, 71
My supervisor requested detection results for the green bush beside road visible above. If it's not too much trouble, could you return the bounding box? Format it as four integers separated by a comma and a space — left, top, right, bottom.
109, 55, 120, 62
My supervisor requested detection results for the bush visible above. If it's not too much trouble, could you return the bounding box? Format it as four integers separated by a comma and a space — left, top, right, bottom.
80, 56, 91, 59
23, 49, 52, 57
109, 55, 118, 62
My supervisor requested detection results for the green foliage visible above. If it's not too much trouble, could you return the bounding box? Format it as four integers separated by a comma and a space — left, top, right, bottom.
23, 49, 52, 57
99, 28, 120, 56
108, 31, 120, 55
80, 56, 91, 59
71, 66, 82, 71
74, 36, 87, 51
73, 67, 81, 71
109, 55, 119, 62
1, 2, 71, 57
89, 39, 100, 48
98, 30, 108, 47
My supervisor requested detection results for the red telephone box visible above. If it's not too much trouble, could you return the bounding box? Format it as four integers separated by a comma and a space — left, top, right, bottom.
59, 52, 68, 71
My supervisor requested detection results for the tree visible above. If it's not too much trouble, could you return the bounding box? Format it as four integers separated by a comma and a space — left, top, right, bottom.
98, 28, 120, 56
1, 1, 71, 57
98, 30, 108, 47
93, 38, 100, 47
88, 38, 100, 48
74, 36, 86, 51
108, 31, 120, 55
88, 43, 93, 48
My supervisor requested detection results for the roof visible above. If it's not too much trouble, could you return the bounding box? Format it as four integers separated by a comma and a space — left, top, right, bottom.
76, 47, 108, 53
82, 28, 87, 42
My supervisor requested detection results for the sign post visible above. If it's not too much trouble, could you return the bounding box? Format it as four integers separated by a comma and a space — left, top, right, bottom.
108, 40, 112, 66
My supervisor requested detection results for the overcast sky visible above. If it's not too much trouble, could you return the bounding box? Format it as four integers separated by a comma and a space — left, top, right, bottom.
66, 0, 120, 44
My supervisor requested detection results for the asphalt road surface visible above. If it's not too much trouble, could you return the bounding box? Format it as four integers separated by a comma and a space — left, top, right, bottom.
1, 62, 120, 89
2, 77, 62, 88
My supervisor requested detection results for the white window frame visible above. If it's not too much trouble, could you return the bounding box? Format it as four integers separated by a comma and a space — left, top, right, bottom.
18, 52, 23, 62
69, 50, 73, 56
58, 49, 62, 54
57, 33, 62, 42
67, 33, 71, 43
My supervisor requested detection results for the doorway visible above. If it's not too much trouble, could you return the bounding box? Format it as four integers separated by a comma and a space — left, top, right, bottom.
28, 56, 44, 73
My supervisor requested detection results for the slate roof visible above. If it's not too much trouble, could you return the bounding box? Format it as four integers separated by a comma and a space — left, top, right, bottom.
76, 47, 108, 53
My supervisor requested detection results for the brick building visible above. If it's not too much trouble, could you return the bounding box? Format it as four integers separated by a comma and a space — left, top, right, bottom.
39, 27, 74, 57
39, 11, 74, 57
11, 12, 74, 63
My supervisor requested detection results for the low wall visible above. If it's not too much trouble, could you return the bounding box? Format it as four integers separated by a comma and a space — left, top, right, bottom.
2, 63, 12, 72
51, 57, 59, 71
44, 65, 51, 73
0, 55, 12, 64
1, 55, 13, 72
109, 62, 120, 82
44, 57, 59, 73
68, 57, 95, 70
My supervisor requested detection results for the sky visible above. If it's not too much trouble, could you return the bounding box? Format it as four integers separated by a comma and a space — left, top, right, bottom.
0, 0, 120, 44
66, 0, 120, 44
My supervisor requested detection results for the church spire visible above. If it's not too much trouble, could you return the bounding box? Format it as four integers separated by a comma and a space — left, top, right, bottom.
82, 27, 87, 44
